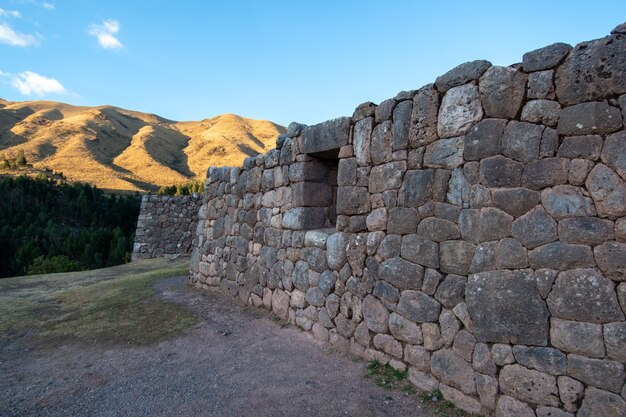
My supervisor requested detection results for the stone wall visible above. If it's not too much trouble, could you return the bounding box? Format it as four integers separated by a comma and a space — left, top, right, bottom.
132, 194, 202, 260
189, 23, 626, 416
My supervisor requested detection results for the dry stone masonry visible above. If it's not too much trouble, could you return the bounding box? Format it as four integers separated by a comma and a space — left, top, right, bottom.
132, 194, 201, 259
188, 23, 626, 416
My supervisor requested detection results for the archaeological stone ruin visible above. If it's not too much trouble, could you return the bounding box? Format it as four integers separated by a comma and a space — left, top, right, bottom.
135, 23, 626, 416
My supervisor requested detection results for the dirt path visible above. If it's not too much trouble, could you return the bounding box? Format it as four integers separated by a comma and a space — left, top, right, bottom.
1, 275, 435, 417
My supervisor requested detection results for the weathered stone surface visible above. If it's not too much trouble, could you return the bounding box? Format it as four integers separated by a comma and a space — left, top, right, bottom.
480, 66, 527, 119
492, 188, 540, 217
423, 136, 464, 169
271, 289, 290, 320
434, 275, 466, 308
387, 207, 419, 235
511, 207, 557, 249
369, 161, 405, 193
422, 268, 443, 296
595, 242, 626, 281
446, 167, 470, 206
362, 295, 389, 333
618, 218, 626, 243
431, 349, 476, 395
337, 158, 357, 186
404, 345, 430, 371
529, 242, 595, 270
336, 186, 370, 215
439, 309, 460, 345
568, 354, 626, 393
529, 70, 556, 100
540, 127, 559, 158
282, 207, 326, 230
377, 234, 401, 260
391, 101, 412, 151
452, 330, 476, 362
400, 234, 439, 269
577, 387, 626, 417
501, 121, 544, 163
437, 84, 483, 138
366, 208, 388, 232
417, 217, 460, 242
300, 117, 351, 155
547, 269, 624, 323
480, 155, 523, 188
389, 312, 422, 344
550, 318, 605, 358
475, 372, 498, 410
604, 322, 626, 362
473, 343, 497, 376
495, 238, 529, 269
586, 164, 626, 218
569, 158, 594, 186
373, 333, 403, 358
463, 118, 506, 161
375, 98, 396, 123
603, 131, 626, 180
541, 185, 596, 220
409, 84, 439, 147
467, 269, 549, 345
521, 100, 562, 126
353, 117, 373, 166
478, 207, 513, 242
318, 270, 336, 296
326, 232, 348, 270
522, 157, 569, 190
492, 344, 515, 366
439, 241, 475, 276
556, 34, 626, 105
439, 384, 482, 414
499, 364, 559, 406
305, 287, 325, 307
423, 322, 444, 351
523, 42, 572, 72
435, 60, 491, 92
558, 135, 603, 160
399, 170, 434, 207
397, 290, 441, 323
408, 368, 439, 392
370, 120, 393, 165
496, 395, 536, 417
289, 160, 329, 183
352, 102, 376, 121
378, 257, 423, 290
559, 217, 614, 245
513, 346, 567, 375
558, 375, 585, 413
536, 407, 574, 417
558, 101, 622, 136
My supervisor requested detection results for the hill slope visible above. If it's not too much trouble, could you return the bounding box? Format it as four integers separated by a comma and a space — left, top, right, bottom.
0, 99, 285, 192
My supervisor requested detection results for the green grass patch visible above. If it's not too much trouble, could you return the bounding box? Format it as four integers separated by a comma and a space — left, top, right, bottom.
0, 257, 197, 345
364, 360, 408, 389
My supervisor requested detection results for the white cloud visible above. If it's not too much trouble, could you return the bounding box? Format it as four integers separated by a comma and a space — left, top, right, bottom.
42, 2, 55, 10
0, 22, 37, 46
6, 71, 67, 96
88, 19, 123, 50
0, 8, 22, 18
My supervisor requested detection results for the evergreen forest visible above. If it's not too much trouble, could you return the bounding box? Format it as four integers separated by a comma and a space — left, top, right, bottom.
0, 175, 141, 278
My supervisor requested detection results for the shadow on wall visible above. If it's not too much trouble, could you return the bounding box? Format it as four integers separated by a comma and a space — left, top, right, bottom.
190, 22, 626, 417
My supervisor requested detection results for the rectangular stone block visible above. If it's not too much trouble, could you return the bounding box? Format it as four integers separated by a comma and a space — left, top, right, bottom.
299, 117, 351, 156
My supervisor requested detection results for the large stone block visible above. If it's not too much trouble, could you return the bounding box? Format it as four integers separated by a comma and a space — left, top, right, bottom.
392, 100, 412, 151
434, 274, 466, 308
594, 241, 626, 281
417, 217, 460, 242
467, 269, 549, 345
463, 118, 506, 161
522, 157, 569, 190
492, 187, 540, 217
557, 135, 603, 160
378, 257, 424, 290
437, 83, 483, 138
400, 234, 439, 269
435, 59, 492, 92
550, 318, 605, 358
440, 241, 475, 275
387, 207, 419, 235
282, 207, 327, 230
557, 101, 622, 136
512, 345, 567, 375
423, 136, 464, 169
577, 387, 626, 417
529, 242, 595, 270
521, 99, 562, 126
586, 164, 626, 218
291, 181, 333, 207
541, 185, 596, 220
547, 269, 624, 323
495, 395, 536, 417
362, 295, 389, 333
389, 312, 422, 344
326, 232, 348, 270
602, 131, 626, 180
299, 117, 351, 155
479, 155, 523, 188
409, 84, 439, 147
522, 42, 572, 72
567, 354, 626, 393
528, 70, 556, 100
479, 66, 527, 119
430, 349, 476, 395
499, 364, 559, 406
501, 121, 544, 163
398, 169, 435, 207
397, 290, 441, 323
336, 186, 370, 215
369, 161, 406, 193
370, 120, 393, 165
559, 217, 614, 245
556, 34, 626, 105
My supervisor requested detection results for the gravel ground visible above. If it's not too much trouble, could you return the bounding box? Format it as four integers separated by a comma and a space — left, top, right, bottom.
0, 275, 434, 417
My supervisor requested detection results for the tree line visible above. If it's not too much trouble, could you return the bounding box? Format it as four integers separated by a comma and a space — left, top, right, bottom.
0, 175, 141, 278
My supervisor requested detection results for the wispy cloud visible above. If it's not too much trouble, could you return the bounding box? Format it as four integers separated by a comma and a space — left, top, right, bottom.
0, 8, 22, 18
88, 19, 123, 50
0, 70, 67, 96
0, 22, 37, 46
41, 2, 55, 10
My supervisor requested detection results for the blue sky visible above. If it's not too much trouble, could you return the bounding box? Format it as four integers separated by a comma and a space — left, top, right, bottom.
0, 1, 623, 126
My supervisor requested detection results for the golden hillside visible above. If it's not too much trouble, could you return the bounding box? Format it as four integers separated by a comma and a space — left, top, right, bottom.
0, 99, 285, 192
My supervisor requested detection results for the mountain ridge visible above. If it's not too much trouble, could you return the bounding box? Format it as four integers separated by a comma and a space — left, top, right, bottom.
0, 98, 285, 192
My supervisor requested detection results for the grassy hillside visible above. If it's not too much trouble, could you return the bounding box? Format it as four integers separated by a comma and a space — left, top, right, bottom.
0, 99, 285, 192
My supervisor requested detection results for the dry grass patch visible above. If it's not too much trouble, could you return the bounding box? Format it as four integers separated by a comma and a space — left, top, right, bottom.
0, 257, 197, 345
